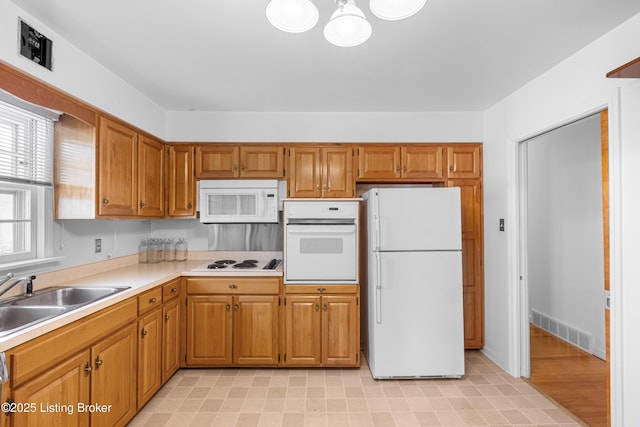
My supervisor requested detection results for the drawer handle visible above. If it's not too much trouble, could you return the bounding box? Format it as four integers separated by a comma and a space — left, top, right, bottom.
141, 329, 148, 337
317, 287, 326, 293
95, 357, 103, 369
84, 362, 92, 375
149, 297, 157, 304
229, 284, 237, 289
170, 287, 177, 293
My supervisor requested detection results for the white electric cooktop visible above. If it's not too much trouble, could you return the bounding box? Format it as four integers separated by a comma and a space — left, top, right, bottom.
190, 251, 283, 276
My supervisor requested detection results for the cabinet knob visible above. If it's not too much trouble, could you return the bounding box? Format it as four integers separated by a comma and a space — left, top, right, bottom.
403, 165, 407, 173
226, 303, 231, 311
140, 201, 145, 209
449, 165, 454, 172
315, 303, 319, 312
164, 314, 171, 321
102, 198, 109, 206
241, 164, 246, 171
317, 287, 326, 293
396, 165, 400, 173
323, 303, 328, 312
233, 164, 238, 171
141, 329, 148, 337
149, 297, 157, 304
316, 184, 320, 191
187, 202, 193, 209
84, 362, 92, 375
170, 287, 177, 293
234, 304, 239, 312
95, 357, 103, 369
228, 284, 237, 289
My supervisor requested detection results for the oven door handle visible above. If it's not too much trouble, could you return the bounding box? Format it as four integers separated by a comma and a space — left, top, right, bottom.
286, 228, 355, 235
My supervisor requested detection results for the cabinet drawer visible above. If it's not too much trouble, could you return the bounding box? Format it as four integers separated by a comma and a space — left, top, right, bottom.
162, 279, 181, 302
285, 284, 358, 294
138, 287, 163, 315
187, 277, 280, 295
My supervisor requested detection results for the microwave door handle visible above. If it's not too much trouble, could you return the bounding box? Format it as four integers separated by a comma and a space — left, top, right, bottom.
375, 252, 382, 324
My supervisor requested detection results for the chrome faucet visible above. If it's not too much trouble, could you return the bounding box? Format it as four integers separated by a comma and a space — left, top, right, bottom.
0, 275, 36, 298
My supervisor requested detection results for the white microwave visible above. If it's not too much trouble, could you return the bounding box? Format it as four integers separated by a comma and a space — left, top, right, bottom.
198, 180, 282, 223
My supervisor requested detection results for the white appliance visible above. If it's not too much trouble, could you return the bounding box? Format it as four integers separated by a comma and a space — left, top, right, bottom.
363, 187, 464, 378
284, 200, 358, 284
198, 180, 282, 223
190, 251, 283, 275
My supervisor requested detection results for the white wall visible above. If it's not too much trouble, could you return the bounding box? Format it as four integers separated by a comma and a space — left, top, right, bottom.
483, 11, 640, 426
165, 111, 483, 142
0, 0, 166, 138
526, 115, 605, 358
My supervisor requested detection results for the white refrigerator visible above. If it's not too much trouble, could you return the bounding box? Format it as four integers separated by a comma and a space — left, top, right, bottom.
362, 187, 465, 378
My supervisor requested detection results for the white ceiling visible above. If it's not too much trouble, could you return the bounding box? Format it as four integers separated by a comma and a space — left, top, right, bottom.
11, 0, 640, 112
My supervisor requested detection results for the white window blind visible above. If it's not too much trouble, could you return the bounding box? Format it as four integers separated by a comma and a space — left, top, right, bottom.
0, 99, 54, 186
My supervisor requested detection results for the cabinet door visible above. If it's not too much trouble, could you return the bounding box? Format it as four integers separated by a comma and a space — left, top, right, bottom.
323, 147, 354, 198
137, 135, 165, 217
162, 298, 181, 383
12, 351, 91, 427
289, 147, 322, 197
195, 145, 239, 178
402, 145, 444, 180
357, 145, 401, 180
97, 117, 137, 216
90, 323, 137, 427
239, 146, 285, 178
232, 295, 279, 365
322, 296, 358, 366
284, 295, 321, 365
167, 145, 195, 217
448, 178, 484, 348
137, 308, 162, 408
186, 296, 232, 365
446, 145, 482, 179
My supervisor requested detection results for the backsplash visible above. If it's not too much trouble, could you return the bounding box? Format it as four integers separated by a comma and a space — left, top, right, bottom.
207, 222, 283, 251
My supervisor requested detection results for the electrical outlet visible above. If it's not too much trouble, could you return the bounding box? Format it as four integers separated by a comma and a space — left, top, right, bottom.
95, 238, 102, 253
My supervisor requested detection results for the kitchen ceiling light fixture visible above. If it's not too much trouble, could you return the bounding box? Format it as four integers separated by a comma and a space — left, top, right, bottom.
324, 0, 372, 47
369, 0, 426, 20
266, 0, 319, 33
266, 0, 425, 47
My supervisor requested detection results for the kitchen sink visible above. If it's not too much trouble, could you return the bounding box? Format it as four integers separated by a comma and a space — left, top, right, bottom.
8, 286, 130, 308
0, 286, 130, 338
0, 306, 68, 338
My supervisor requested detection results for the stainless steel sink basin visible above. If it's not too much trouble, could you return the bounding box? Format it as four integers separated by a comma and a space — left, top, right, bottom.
9, 286, 130, 308
0, 286, 130, 338
0, 306, 68, 338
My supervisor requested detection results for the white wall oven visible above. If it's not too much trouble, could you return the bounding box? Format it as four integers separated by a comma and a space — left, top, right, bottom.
284, 200, 359, 284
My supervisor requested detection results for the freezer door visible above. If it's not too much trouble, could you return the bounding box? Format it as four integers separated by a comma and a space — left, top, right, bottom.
367, 251, 464, 378
372, 187, 462, 251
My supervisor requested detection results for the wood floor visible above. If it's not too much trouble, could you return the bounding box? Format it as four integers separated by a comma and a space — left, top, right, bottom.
529, 324, 608, 426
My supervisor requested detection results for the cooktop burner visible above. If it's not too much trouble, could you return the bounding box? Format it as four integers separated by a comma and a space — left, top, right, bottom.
233, 262, 257, 269
206, 263, 228, 269
214, 259, 236, 265
243, 259, 259, 264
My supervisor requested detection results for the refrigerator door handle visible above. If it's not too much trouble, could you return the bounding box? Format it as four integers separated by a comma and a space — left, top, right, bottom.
375, 252, 382, 324
374, 195, 381, 251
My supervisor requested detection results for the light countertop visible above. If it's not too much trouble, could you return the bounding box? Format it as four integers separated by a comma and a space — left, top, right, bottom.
0, 251, 282, 352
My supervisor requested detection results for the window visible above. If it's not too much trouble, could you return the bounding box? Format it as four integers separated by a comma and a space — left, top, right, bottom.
0, 97, 54, 265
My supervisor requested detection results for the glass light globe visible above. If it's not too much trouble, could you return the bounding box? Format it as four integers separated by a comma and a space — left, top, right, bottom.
266, 0, 319, 33
323, 1, 372, 47
370, 0, 427, 21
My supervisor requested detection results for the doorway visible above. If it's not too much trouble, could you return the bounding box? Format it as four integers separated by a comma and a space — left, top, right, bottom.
520, 111, 609, 426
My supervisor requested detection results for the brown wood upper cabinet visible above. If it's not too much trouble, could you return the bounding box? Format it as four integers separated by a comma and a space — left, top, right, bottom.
167, 144, 196, 217
357, 144, 444, 181
195, 145, 285, 179
97, 116, 164, 218
446, 144, 482, 179
288, 146, 355, 198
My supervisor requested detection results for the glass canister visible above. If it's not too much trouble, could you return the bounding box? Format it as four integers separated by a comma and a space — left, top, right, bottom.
148, 238, 162, 263
175, 238, 188, 262
164, 238, 176, 262
138, 238, 149, 264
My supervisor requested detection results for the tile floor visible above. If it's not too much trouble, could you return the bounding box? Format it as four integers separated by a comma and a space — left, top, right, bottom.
128, 351, 583, 427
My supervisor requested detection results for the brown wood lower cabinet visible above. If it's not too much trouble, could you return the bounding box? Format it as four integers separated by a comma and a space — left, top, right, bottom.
162, 298, 181, 382
284, 287, 359, 367
137, 308, 162, 408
